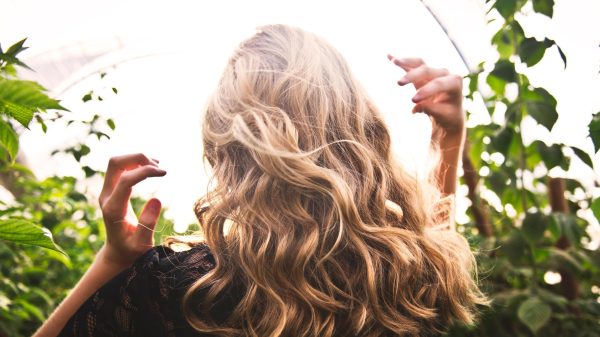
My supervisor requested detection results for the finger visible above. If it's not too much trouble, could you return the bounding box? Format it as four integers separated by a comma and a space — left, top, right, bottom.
135, 198, 162, 244
387, 55, 425, 71
412, 104, 425, 114
412, 74, 463, 103
100, 153, 159, 205
103, 166, 167, 220
413, 101, 461, 121
413, 103, 443, 116
412, 103, 437, 117
398, 65, 449, 88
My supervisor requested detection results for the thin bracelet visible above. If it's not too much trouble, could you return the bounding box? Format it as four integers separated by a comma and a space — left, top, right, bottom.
112, 219, 165, 233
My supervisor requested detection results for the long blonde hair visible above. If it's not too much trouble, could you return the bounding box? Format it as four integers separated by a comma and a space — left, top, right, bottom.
181, 24, 485, 337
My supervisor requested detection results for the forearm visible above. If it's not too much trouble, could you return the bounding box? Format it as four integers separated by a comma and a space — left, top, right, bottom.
33, 246, 128, 337
433, 127, 466, 196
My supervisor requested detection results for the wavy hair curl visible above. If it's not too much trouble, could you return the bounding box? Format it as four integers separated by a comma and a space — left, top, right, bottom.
179, 24, 486, 337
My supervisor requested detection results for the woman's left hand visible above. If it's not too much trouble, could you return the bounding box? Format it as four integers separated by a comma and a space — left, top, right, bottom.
98, 153, 167, 269
387, 55, 465, 139
32, 154, 167, 337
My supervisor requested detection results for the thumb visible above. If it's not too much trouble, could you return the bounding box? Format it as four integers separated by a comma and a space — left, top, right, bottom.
136, 198, 162, 243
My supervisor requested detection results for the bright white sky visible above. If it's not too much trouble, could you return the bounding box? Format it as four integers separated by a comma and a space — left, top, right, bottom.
1, 0, 599, 237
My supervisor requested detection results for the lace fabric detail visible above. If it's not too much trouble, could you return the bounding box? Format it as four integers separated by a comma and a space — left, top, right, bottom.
58, 244, 215, 337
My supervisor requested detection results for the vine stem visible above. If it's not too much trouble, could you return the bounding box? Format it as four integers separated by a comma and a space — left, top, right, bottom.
511, 21, 528, 213
510, 17, 539, 294
518, 109, 528, 213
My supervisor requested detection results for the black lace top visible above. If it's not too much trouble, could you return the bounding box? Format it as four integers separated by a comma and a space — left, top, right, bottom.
57, 244, 216, 337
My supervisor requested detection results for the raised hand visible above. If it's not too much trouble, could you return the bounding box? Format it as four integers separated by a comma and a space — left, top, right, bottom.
387, 55, 465, 139
98, 153, 167, 268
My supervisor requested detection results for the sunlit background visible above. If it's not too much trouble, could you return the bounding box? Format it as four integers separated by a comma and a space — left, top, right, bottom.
2, 0, 599, 239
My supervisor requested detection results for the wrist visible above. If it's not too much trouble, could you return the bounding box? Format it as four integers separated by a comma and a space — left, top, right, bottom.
96, 245, 133, 273
432, 125, 465, 148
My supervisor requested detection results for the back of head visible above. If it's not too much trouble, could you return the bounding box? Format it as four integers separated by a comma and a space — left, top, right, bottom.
183, 24, 485, 337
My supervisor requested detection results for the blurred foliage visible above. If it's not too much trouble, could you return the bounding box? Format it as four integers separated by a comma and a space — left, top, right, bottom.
446, 0, 600, 336
0, 39, 177, 336
0, 175, 104, 336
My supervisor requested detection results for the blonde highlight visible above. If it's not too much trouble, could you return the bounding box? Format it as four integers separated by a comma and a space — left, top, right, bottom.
179, 24, 486, 337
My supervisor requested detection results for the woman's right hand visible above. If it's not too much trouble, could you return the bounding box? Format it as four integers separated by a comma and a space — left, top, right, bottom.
387, 55, 466, 196
387, 55, 465, 140
98, 153, 167, 269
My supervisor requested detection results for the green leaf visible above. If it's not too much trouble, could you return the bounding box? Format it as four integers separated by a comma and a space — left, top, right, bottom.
591, 198, 600, 222
535, 141, 563, 169
492, 28, 514, 59
46, 249, 73, 268
548, 248, 584, 273
0, 219, 66, 255
486, 75, 506, 95
93, 131, 110, 140
490, 60, 518, 83
533, 247, 550, 264
0, 101, 34, 127
0, 119, 18, 163
501, 230, 529, 264
492, 21, 525, 59
570, 146, 593, 169
522, 212, 547, 242
486, 172, 506, 195
0, 53, 32, 71
522, 87, 558, 131
551, 213, 584, 246
532, 0, 554, 18
466, 74, 478, 99
82, 166, 97, 178
536, 288, 568, 309
13, 298, 45, 321
588, 111, 600, 153
80, 144, 90, 159
34, 114, 48, 133
0, 79, 67, 127
518, 38, 547, 67
0, 39, 31, 70
555, 44, 567, 69
9, 162, 34, 177
517, 296, 552, 334
3, 63, 18, 76
494, 0, 518, 19
106, 118, 116, 130
492, 126, 514, 155
82, 92, 92, 102
525, 143, 543, 167
5, 38, 28, 57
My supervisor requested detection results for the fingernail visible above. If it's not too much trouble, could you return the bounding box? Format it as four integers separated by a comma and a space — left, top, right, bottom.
397, 78, 408, 86
157, 169, 167, 174
148, 198, 161, 211
412, 94, 422, 102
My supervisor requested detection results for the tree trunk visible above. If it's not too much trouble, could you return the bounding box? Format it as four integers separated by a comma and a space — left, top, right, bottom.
548, 177, 579, 300
462, 141, 493, 237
